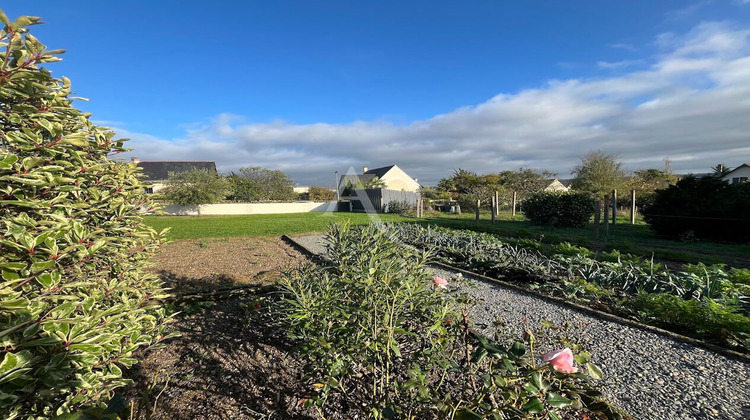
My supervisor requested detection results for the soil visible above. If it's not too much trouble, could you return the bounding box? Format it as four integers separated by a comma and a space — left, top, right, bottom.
124, 236, 321, 419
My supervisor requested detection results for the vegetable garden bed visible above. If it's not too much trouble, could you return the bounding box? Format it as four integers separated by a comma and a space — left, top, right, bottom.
380, 223, 750, 355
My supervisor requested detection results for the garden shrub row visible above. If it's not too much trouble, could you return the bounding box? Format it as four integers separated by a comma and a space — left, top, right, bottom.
274, 222, 625, 419
642, 175, 750, 242
382, 223, 750, 352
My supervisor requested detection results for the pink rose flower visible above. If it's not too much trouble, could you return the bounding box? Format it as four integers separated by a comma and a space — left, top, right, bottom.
432, 276, 448, 289
543, 348, 578, 373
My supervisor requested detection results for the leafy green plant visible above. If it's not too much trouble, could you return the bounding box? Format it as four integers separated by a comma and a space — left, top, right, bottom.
0, 12, 173, 418
385, 199, 413, 215
277, 222, 623, 418
634, 293, 750, 347
521, 191, 597, 228
280, 222, 457, 417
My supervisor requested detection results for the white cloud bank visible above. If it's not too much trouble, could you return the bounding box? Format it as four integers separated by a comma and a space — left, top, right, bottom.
116, 22, 750, 186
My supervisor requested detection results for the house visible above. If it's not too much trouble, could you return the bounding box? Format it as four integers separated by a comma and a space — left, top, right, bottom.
132, 158, 218, 193
544, 179, 571, 192
338, 165, 420, 194
721, 163, 750, 184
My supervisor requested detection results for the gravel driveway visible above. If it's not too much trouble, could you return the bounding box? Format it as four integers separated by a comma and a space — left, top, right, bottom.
288, 234, 750, 420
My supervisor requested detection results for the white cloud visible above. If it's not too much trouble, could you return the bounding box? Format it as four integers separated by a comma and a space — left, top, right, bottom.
597, 59, 645, 69
117, 21, 750, 186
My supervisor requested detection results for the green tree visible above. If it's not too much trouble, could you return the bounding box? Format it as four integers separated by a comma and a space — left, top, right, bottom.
365, 176, 386, 189
161, 168, 230, 213
0, 12, 171, 417
308, 185, 335, 201
228, 166, 295, 201
570, 151, 627, 198
497, 168, 555, 202
711, 164, 731, 177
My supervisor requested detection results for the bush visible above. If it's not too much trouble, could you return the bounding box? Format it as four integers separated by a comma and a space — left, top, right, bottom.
385, 199, 412, 215
642, 175, 750, 242
521, 191, 597, 228
278, 222, 621, 418
0, 13, 171, 418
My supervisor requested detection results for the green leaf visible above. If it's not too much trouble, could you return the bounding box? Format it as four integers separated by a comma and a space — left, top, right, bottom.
586, 362, 604, 380
522, 382, 539, 395
455, 409, 482, 420
546, 392, 573, 408
0, 350, 32, 376
31, 260, 56, 272
0, 10, 10, 26
531, 371, 548, 391
522, 396, 544, 413
0, 262, 26, 270
510, 340, 526, 357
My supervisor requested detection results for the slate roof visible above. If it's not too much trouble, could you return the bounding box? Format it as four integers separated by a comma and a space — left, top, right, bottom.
137, 161, 217, 181
363, 165, 396, 178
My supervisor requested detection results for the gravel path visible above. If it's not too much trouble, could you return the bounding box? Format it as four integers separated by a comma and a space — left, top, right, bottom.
287, 235, 750, 420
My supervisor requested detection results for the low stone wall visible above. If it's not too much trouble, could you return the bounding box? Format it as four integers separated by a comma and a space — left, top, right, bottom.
160, 201, 338, 216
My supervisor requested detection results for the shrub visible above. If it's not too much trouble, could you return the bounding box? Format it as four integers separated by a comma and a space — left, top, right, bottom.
278, 222, 621, 418
642, 175, 750, 242
0, 12, 171, 418
385, 199, 412, 215
521, 191, 597, 228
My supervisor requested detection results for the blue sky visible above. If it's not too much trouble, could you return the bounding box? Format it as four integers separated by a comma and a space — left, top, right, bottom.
5, 1, 750, 186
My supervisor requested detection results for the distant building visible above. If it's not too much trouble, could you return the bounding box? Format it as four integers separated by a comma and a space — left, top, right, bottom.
544, 179, 571, 192
721, 163, 750, 184
132, 158, 217, 193
338, 165, 420, 194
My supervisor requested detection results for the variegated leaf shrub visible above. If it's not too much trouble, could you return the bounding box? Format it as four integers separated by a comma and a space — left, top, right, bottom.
0, 11, 172, 418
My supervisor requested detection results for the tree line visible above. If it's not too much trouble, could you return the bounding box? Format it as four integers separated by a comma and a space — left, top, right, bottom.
159, 166, 335, 206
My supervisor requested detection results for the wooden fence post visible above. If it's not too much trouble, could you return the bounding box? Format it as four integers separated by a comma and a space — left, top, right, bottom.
603, 197, 610, 236
511, 191, 517, 217
495, 191, 500, 216
611, 189, 617, 225
476, 199, 481, 222
491, 195, 496, 224
630, 189, 636, 224
594, 200, 601, 240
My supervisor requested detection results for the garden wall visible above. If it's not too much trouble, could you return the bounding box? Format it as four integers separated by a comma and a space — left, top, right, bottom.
160, 201, 338, 215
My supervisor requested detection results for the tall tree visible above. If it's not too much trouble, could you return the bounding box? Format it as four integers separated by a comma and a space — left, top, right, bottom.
228, 166, 296, 201
711, 164, 731, 177
162, 168, 231, 213
570, 151, 627, 198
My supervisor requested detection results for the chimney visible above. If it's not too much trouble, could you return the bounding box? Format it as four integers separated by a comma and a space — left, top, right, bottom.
131, 157, 140, 163
363, 166, 368, 173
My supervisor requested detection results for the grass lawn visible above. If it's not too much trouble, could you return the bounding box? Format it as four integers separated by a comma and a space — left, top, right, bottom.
420, 211, 750, 267
143, 212, 409, 239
